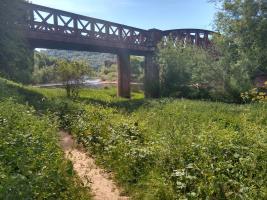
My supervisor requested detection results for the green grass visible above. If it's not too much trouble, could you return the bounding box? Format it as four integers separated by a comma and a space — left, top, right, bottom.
0, 78, 91, 199
36, 87, 266, 199
1, 77, 266, 199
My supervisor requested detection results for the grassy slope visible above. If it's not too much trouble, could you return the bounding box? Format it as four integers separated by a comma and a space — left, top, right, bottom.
0, 78, 91, 199
1, 78, 266, 199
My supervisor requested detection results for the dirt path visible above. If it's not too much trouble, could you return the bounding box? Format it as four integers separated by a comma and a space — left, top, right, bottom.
60, 132, 129, 200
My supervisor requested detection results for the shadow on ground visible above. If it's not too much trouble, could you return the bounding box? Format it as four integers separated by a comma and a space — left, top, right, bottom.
77, 97, 149, 113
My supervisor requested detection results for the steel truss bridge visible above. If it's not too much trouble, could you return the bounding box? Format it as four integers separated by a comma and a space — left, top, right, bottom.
22, 3, 214, 98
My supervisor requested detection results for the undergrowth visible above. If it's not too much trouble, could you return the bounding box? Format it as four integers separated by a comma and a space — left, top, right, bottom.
0, 78, 91, 199
64, 98, 267, 199
1, 77, 266, 199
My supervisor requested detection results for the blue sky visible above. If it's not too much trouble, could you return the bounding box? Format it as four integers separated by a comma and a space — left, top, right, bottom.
31, 0, 218, 31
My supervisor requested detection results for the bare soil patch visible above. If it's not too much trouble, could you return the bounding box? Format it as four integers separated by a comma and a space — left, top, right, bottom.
60, 132, 129, 200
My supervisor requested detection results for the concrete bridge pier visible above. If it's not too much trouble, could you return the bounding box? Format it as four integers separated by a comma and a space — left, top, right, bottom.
144, 53, 160, 98
117, 51, 131, 98
144, 29, 162, 98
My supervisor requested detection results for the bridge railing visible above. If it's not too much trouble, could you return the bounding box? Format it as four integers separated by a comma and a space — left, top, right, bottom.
162, 29, 214, 47
23, 3, 150, 49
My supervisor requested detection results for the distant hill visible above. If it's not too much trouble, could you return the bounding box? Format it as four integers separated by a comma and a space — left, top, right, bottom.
40, 49, 117, 68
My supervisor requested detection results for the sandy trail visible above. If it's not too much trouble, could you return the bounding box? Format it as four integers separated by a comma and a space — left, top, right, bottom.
60, 132, 129, 200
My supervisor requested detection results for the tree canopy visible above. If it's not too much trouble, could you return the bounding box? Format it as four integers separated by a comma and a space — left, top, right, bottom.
214, 0, 267, 76
0, 0, 33, 83
157, 0, 267, 102
55, 60, 92, 98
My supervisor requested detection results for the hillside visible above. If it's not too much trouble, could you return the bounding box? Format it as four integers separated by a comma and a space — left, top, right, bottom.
40, 49, 117, 68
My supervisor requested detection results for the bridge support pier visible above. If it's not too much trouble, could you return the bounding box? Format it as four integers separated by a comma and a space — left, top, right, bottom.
117, 51, 131, 98
144, 53, 160, 98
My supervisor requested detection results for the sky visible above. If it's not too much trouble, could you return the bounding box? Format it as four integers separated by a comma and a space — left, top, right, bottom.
30, 0, 218, 31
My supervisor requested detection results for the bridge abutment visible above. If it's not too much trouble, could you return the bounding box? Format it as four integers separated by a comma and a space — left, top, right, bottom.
117, 51, 131, 98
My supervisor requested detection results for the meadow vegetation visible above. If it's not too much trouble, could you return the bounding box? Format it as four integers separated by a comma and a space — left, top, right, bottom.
1, 0, 267, 199
0, 78, 91, 200
59, 90, 267, 199
2, 78, 265, 199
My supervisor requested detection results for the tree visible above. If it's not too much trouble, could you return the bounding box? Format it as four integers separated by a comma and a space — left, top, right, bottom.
0, 0, 33, 83
130, 56, 144, 82
98, 64, 117, 81
55, 60, 92, 98
157, 39, 215, 98
211, 0, 267, 101
32, 52, 58, 84
34, 52, 57, 70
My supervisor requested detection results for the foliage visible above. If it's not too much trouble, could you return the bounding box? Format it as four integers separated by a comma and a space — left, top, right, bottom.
241, 81, 267, 102
55, 60, 92, 98
131, 56, 144, 82
1, 77, 267, 199
210, 0, 267, 101
98, 64, 118, 81
214, 0, 267, 75
33, 52, 144, 88
0, 0, 33, 83
32, 52, 59, 84
42, 49, 116, 68
0, 100, 90, 199
35, 86, 266, 200
34, 51, 58, 69
157, 0, 267, 103
32, 65, 57, 84
97, 56, 144, 83
209, 34, 253, 103
157, 40, 215, 99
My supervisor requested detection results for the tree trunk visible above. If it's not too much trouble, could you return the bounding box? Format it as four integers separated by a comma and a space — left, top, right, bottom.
66, 84, 71, 98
